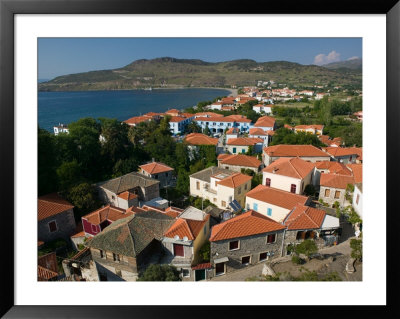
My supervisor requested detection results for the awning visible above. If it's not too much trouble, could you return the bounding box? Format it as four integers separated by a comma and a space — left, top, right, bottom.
321, 215, 340, 229
214, 256, 229, 264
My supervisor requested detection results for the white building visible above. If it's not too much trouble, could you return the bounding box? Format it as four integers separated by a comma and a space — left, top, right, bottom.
352, 183, 363, 218
53, 123, 69, 135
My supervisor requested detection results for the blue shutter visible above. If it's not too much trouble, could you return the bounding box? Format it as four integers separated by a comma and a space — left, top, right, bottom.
267, 208, 272, 216
253, 203, 258, 211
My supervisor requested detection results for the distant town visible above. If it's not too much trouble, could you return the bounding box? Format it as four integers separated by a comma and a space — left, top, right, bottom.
38, 81, 363, 282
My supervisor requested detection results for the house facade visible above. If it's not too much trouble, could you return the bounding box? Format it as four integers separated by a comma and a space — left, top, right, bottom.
189, 167, 252, 210
352, 183, 363, 217
217, 153, 262, 173
209, 211, 286, 277
38, 193, 76, 244
245, 185, 310, 222
139, 161, 174, 188
319, 174, 355, 207
226, 137, 264, 154
96, 171, 160, 208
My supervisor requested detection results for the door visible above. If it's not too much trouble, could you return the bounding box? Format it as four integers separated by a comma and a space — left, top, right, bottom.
195, 269, 206, 281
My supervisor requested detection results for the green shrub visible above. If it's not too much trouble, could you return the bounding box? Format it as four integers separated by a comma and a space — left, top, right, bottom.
294, 239, 318, 258
291, 255, 303, 265
137, 264, 181, 281
350, 239, 362, 261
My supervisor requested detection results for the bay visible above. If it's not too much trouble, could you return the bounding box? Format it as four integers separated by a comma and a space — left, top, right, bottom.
38, 88, 232, 132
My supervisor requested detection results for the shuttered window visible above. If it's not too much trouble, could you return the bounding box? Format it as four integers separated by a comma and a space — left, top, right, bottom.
173, 244, 184, 257
267, 234, 276, 243
290, 184, 297, 193
265, 178, 271, 187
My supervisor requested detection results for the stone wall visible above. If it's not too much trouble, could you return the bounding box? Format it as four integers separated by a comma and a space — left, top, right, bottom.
38, 209, 76, 243
210, 230, 284, 276
319, 185, 346, 207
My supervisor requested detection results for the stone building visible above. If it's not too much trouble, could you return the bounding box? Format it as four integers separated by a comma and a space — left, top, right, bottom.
38, 193, 76, 244
139, 161, 174, 188
217, 153, 263, 174
209, 210, 286, 277
319, 173, 355, 207
96, 171, 160, 208
86, 210, 175, 281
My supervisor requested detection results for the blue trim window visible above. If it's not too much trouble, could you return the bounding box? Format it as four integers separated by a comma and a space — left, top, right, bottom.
267, 208, 272, 216
253, 203, 258, 211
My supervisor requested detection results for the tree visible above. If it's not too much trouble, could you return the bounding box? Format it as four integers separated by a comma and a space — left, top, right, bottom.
176, 169, 190, 195
38, 127, 58, 195
184, 121, 202, 134
56, 160, 82, 191
294, 239, 318, 259
198, 241, 210, 263
203, 126, 211, 136
303, 184, 316, 197
137, 264, 181, 281
350, 238, 362, 261
66, 182, 100, 220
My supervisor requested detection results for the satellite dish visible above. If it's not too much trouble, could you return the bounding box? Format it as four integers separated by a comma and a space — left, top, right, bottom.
183, 236, 188, 241
174, 235, 180, 240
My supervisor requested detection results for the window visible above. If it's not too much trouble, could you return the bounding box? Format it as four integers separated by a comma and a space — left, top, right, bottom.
265, 178, 271, 187
244, 183, 248, 190
229, 240, 239, 251
241, 256, 251, 265
196, 181, 200, 190
229, 196, 232, 202
253, 203, 258, 211
233, 147, 237, 154
155, 174, 158, 179
267, 208, 272, 216
267, 234, 276, 243
290, 184, 297, 194
334, 191, 341, 199
325, 189, 330, 197
356, 194, 360, 205
213, 198, 217, 203
259, 252, 268, 261
215, 262, 225, 276
222, 200, 226, 207
48, 221, 58, 233
91, 224, 97, 233
246, 203, 250, 210
100, 250, 105, 259
225, 166, 229, 169
113, 253, 120, 262
173, 244, 184, 257
112, 195, 115, 200
241, 149, 245, 154
182, 269, 190, 278
349, 155, 353, 161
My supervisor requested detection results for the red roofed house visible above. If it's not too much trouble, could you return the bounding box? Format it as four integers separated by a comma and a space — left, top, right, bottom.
209, 210, 286, 276
282, 204, 340, 254
226, 137, 264, 154
123, 116, 153, 127
81, 205, 134, 237
190, 166, 252, 210
162, 212, 211, 281
294, 124, 324, 136
248, 127, 271, 146
245, 184, 310, 222
139, 161, 174, 188
319, 173, 355, 207
263, 144, 331, 165
217, 153, 262, 173
225, 127, 240, 141
253, 115, 276, 132
38, 252, 59, 281
262, 157, 315, 195
38, 193, 76, 244
323, 147, 361, 164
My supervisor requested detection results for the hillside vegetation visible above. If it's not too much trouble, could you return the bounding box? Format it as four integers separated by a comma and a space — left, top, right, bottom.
39, 57, 362, 91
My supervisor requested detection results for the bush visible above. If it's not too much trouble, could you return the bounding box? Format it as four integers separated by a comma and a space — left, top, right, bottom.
303, 184, 316, 197
137, 264, 181, 281
291, 255, 304, 265
294, 239, 318, 258
198, 241, 210, 263
350, 239, 362, 261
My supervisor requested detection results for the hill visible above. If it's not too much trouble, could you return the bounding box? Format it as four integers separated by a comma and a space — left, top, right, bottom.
39, 57, 362, 91
322, 58, 362, 71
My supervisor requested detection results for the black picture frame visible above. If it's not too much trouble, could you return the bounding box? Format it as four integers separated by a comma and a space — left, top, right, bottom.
1, 0, 398, 317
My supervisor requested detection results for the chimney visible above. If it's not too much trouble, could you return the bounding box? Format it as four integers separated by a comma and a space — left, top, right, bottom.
152, 158, 155, 163
272, 167, 277, 174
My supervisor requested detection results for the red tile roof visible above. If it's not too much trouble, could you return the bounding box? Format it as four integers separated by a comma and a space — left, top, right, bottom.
194, 112, 224, 118
83, 205, 133, 225
184, 133, 218, 146
323, 147, 361, 157
264, 144, 329, 158
315, 161, 352, 175
249, 128, 268, 136
127, 206, 147, 214
254, 116, 276, 128
117, 191, 138, 200
225, 115, 251, 123
227, 137, 263, 146
226, 127, 240, 135
294, 124, 324, 131
320, 173, 355, 189
246, 185, 308, 210
140, 162, 174, 174
164, 216, 209, 240
217, 172, 252, 189
191, 262, 212, 270
346, 164, 363, 183
284, 205, 326, 230
169, 116, 187, 123
194, 116, 236, 123
123, 116, 152, 125
209, 210, 285, 242
38, 265, 58, 281
38, 193, 74, 221
38, 252, 58, 273
165, 109, 181, 114
263, 157, 315, 179
219, 154, 261, 168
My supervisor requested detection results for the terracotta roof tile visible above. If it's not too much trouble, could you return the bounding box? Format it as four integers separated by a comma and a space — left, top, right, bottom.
249, 128, 269, 136
226, 127, 240, 135
320, 173, 355, 189
315, 161, 352, 175
38, 193, 74, 221
264, 144, 329, 158
254, 116, 276, 128
194, 112, 224, 118
117, 191, 138, 200
217, 172, 252, 188
346, 164, 362, 183
191, 262, 212, 270
38, 252, 58, 273
284, 205, 326, 230
263, 157, 314, 179
209, 210, 285, 242
184, 133, 218, 146
38, 265, 58, 281
246, 185, 308, 210
324, 147, 361, 157
83, 205, 133, 225
219, 154, 261, 168
164, 216, 209, 240
227, 137, 263, 146
294, 124, 324, 131
123, 116, 152, 125
139, 162, 174, 174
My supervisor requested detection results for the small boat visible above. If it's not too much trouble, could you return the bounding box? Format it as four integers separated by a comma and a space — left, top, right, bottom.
144, 87, 152, 91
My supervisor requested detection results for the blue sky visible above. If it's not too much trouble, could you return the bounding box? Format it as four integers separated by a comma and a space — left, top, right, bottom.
38, 38, 362, 79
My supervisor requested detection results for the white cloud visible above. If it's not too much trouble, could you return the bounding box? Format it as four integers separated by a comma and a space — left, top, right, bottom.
347, 56, 360, 60
313, 50, 341, 65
